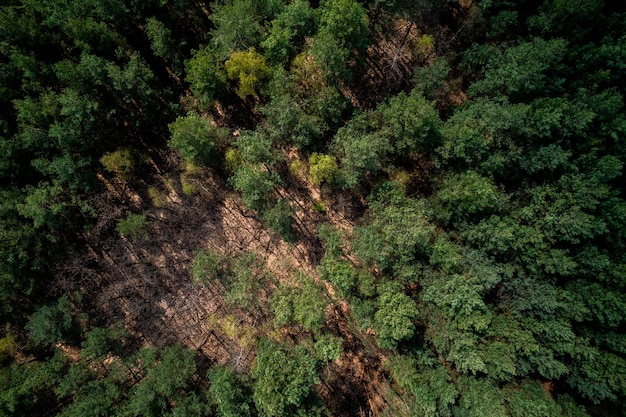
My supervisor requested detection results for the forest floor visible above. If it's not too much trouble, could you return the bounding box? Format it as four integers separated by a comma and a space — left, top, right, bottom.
52, 146, 396, 416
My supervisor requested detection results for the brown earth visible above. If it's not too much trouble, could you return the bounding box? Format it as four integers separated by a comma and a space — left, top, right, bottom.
52, 146, 395, 416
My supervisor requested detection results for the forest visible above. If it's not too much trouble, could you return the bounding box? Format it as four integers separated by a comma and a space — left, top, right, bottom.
1, 0, 625, 416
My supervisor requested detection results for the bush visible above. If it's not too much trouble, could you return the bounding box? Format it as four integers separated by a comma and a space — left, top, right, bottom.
116, 213, 149, 241
309, 153, 338, 186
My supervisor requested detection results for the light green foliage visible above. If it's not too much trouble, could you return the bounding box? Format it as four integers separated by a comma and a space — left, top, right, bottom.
374, 283, 418, 349
148, 186, 168, 207
454, 376, 507, 417
168, 113, 228, 165
252, 338, 321, 417
116, 213, 149, 241
377, 89, 442, 155
236, 130, 277, 165
0, 331, 17, 364
191, 249, 223, 286
318, 0, 369, 52
271, 274, 327, 333
224, 148, 242, 173
145, 17, 173, 59
313, 335, 342, 362
230, 163, 281, 211
352, 183, 434, 272
503, 380, 562, 417
436, 171, 503, 222
386, 353, 457, 417
308, 153, 338, 186
318, 255, 357, 298
225, 48, 271, 99
262, 0, 314, 63
100, 148, 135, 180
208, 365, 251, 417
412, 34, 435, 61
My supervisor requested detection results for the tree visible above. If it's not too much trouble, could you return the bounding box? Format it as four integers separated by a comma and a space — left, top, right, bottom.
376, 89, 441, 156
227, 253, 275, 311
168, 113, 228, 165
116, 213, 150, 242
454, 376, 507, 417
313, 335, 342, 363
435, 170, 504, 224
261, 0, 315, 63
317, 0, 369, 53
271, 274, 327, 333
225, 48, 272, 99
236, 130, 278, 165
25, 295, 77, 347
208, 365, 252, 417
100, 148, 136, 181
252, 338, 321, 417
191, 249, 223, 286
373, 283, 418, 349
261, 199, 296, 242
184, 46, 227, 106
386, 353, 458, 417
465, 38, 568, 101
210, 0, 265, 59
412, 56, 451, 100
352, 182, 435, 273
331, 112, 391, 188
124, 345, 198, 416
308, 153, 338, 186
317, 255, 357, 299
503, 380, 564, 417
230, 163, 281, 211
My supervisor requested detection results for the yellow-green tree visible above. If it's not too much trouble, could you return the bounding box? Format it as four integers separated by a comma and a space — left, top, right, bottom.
225, 48, 271, 99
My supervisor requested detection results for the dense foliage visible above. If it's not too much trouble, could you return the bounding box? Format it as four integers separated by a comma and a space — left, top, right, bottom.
1, 0, 625, 416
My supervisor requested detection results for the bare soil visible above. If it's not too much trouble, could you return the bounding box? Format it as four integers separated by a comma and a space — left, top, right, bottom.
51, 146, 395, 415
